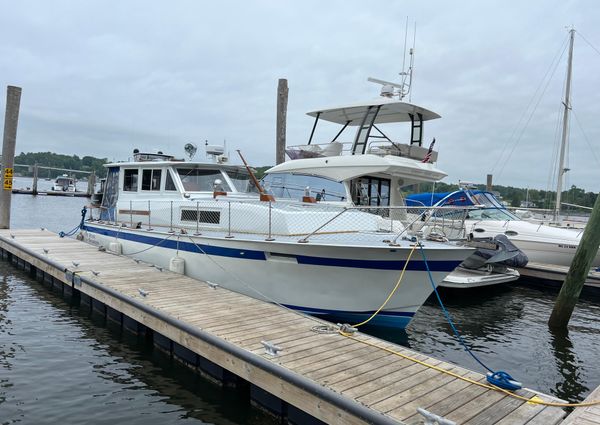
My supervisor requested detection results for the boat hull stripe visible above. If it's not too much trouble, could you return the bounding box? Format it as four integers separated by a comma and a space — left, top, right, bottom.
283, 304, 415, 317
83, 225, 461, 272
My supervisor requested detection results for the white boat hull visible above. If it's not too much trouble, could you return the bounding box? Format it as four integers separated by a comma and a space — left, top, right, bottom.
465, 219, 600, 267
82, 222, 472, 328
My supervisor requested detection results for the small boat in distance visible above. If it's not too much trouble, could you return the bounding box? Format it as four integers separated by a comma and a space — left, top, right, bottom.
52, 174, 76, 192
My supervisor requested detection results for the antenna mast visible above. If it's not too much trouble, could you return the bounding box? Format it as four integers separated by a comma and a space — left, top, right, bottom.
554, 27, 575, 222
399, 19, 416, 101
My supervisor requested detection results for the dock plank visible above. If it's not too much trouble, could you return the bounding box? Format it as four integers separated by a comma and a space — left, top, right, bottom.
563, 384, 600, 424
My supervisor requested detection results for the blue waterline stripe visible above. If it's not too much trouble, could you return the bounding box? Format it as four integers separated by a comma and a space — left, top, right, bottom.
296, 255, 462, 272
283, 304, 415, 317
83, 225, 461, 272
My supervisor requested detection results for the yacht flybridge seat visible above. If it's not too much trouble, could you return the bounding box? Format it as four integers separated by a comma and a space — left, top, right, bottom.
285, 97, 441, 162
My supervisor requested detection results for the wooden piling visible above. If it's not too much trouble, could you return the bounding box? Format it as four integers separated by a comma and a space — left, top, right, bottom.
0, 86, 22, 229
87, 171, 95, 196
486, 174, 493, 192
276, 78, 288, 165
549, 192, 600, 328
32, 163, 38, 195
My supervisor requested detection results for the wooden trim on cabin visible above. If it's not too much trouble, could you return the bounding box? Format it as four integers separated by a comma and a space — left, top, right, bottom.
118, 209, 150, 216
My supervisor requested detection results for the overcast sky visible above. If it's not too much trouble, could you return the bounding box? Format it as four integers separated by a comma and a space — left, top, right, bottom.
1, 0, 600, 191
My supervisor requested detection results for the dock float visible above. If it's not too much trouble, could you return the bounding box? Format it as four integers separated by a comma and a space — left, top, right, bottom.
11, 189, 90, 197
0, 229, 568, 424
519, 262, 600, 293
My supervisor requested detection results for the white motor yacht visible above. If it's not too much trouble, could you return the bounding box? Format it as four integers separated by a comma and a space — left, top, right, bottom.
81, 83, 475, 328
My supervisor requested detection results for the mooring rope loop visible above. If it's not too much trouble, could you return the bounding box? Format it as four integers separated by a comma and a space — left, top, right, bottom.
59, 206, 87, 238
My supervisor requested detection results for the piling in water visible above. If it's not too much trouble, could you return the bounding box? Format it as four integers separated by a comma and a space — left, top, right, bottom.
549, 192, 600, 328
275, 78, 288, 165
0, 86, 22, 229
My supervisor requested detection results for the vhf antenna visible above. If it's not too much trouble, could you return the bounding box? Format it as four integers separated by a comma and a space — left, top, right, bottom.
399, 18, 416, 102
367, 18, 416, 101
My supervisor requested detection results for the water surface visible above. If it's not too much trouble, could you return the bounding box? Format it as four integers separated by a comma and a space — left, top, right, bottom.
1, 188, 599, 424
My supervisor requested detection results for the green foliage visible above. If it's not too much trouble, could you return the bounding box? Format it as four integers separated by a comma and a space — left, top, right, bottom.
14, 152, 108, 178
253, 166, 271, 179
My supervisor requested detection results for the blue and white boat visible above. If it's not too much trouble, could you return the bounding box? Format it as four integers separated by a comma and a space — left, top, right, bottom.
407, 188, 600, 268
81, 81, 474, 328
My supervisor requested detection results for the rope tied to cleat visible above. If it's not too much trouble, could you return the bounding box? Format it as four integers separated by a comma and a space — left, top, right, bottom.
59, 206, 87, 238
417, 242, 522, 391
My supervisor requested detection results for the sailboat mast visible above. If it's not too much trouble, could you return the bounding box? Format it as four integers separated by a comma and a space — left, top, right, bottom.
554, 28, 575, 220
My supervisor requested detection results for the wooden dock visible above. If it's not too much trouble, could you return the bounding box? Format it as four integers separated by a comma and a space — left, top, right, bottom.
0, 229, 571, 424
563, 386, 600, 424
11, 189, 90, 197
519, 262, 600, 293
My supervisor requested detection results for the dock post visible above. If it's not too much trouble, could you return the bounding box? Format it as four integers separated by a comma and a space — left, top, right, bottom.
486, 174, 493, 192
276, 78, 288, 165
87, 172, 95, 196
0, 86, 22, 229
32, 164, 38, 195
549, 192, 600, 328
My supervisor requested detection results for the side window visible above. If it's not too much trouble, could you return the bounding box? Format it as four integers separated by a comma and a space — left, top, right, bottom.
151, 169, 161, 190
141, 169, 162, 191
165, 170, 177, 191
123, 169, 138, 192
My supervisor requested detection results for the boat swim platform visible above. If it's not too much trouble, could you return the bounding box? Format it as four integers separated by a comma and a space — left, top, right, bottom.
0, 229, 570, 425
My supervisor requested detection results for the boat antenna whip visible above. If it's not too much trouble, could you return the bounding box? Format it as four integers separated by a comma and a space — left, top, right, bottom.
236, 150, 275, 202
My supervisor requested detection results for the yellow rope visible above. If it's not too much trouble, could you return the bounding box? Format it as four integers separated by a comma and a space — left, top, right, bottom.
351, 244, 417, 328
335, 244, 599, 408
339, 329, 600, 408
330, 239, 599, 409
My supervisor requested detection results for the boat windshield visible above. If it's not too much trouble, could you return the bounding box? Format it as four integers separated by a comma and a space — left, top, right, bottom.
227, 170, 259, 193
176, 167, 231, 192
467, 192, 519, 221
261, 172, 346, 201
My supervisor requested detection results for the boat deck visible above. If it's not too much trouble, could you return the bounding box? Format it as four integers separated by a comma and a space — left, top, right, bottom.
0, 228, 569, 424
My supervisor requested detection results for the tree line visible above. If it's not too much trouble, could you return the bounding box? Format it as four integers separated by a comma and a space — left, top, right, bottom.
10, 153, 597, 209
13, 152, 108, 178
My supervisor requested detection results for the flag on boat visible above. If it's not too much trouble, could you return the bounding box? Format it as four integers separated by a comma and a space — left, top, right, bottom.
422, 138, 436, 163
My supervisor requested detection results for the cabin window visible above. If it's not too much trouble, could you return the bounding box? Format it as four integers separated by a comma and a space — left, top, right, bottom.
228, 170, 258, 193
141, 169, 162, 191
123, 169, 138, 192
165, 170, 177, 191
176, 168, 231, 192
181, 210, 221, 224
351, 176, 390, 207
142, 170, 161, 190
261, 172, 346, 201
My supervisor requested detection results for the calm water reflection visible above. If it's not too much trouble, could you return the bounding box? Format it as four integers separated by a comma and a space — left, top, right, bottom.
0, 263, 268, 424
1, 188, 600, 424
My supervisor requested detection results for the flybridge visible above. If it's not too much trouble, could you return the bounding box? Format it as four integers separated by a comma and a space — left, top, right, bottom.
285, 78, 441, 162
